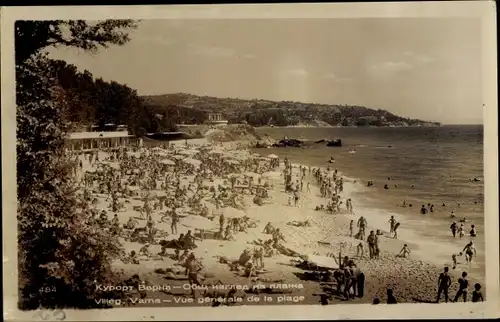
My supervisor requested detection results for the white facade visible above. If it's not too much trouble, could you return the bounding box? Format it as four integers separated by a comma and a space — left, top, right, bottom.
65, 131, 138, 151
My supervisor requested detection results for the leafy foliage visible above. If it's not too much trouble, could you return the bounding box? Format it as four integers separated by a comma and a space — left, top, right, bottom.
16, 20, 136, 309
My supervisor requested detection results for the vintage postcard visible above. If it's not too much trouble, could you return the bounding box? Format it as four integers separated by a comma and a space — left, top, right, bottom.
2, 2, 498, 321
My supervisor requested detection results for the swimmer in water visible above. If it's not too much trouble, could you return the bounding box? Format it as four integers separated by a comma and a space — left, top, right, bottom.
462, 241, 477, 263
420, 205, 428, 215
450, 210, 456, 218
458, 224, 464, 239
469, 225, 477, 237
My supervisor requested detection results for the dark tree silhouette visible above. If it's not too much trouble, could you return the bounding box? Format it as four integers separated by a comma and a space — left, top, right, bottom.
16, 20, 137, 310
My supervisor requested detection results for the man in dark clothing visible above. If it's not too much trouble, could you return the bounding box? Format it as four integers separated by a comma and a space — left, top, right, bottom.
386, 289, 397, 304
453, 271, 469, 302
367, 231, 376, 259
450, 222, 457, 237
436, 266, 453, 303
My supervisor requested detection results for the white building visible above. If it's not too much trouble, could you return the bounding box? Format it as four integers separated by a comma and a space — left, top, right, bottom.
205, 112, 228, 126
65, 131, 139, 151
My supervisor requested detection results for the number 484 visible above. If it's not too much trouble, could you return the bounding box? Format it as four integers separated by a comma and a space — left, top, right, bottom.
39, 286, 56, 293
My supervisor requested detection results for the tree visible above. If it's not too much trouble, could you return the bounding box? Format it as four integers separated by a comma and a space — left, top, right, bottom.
16, 20, 137, 309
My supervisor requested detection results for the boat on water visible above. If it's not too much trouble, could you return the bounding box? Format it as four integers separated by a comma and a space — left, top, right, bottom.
326, 138, 342, 147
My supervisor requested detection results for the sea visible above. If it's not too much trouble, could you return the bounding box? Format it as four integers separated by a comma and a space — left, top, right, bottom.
252, 125, 485, 278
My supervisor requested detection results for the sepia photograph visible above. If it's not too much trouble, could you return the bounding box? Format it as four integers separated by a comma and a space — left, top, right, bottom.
2, 2, 498, 321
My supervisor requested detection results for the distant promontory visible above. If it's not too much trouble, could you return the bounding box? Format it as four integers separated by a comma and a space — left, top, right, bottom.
141, 93, 441, 128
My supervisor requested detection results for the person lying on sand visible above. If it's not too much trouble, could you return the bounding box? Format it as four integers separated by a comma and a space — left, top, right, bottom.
122, 250, 140, 264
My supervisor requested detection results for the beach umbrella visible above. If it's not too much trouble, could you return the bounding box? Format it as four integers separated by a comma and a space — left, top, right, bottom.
267, 154, 279, 159
180, 215, 218, 230
152, 147, 163, 151
183, 158, 202, 167
178, 149, 196, 156
160, 159, 175, 166
218, 206, 247, 218
243, 171, 261, 179
156, 151, 170, 157
225, 159, 240, 165
303, 254, 339, 269
126, 151, 141, 158
101, 162, 120, 170
261, 171, 281, 180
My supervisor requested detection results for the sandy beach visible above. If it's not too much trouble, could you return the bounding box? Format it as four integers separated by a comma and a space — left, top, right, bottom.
73, 138, 485, 307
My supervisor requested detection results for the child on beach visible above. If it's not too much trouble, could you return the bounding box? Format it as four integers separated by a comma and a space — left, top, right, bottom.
452, 253, 458, 269
356, 242, 364, 258
458, 224, 464, 239
453, 271, 468, 302
471, 283, 484, 302
398, 244, 411, 258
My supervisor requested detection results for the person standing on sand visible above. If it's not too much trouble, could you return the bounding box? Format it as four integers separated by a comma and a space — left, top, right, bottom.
356, 242, 364, 258
386, 289, 398, 304
307, 182, 311, 193
393, 221, 400, 239
357, 216, 367, 240
436, 266, 452, 303
471, 283, 483, 302
294, 191, 299, 207
349, 220, 354, 237
185, 253, 203, 299
389, 216, 396, 235
367, 231, 376, 259
171, 209, 179, 235
453, 271, 469, 302
374, 233, 381, 259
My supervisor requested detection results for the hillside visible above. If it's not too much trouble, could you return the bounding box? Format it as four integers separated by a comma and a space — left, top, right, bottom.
141, 93, 441, 128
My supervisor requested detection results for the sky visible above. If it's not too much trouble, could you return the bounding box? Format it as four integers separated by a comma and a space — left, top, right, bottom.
47, 18, 484, 124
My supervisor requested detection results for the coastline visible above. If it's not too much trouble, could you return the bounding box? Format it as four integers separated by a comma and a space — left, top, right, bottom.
94, 138, 485, 306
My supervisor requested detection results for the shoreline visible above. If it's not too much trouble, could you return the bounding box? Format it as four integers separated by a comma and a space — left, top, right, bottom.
77, 139, 484, 306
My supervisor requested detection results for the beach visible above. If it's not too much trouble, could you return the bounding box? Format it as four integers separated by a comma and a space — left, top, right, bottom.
70, 133, 485, 307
